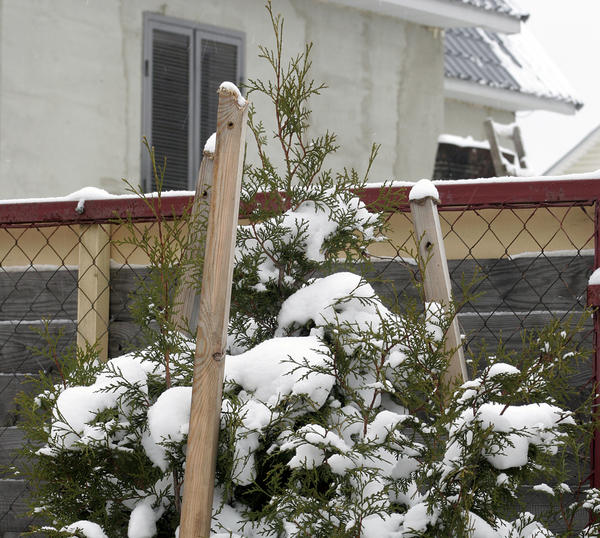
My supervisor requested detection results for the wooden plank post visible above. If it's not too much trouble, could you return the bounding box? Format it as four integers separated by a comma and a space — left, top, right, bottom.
410, 180, 468, 384
172, 140, 215, 336
179, 85, 248, 538
77, 223, 110, 361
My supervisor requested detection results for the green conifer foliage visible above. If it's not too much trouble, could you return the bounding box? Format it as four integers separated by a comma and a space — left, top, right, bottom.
14, 3, 598, 537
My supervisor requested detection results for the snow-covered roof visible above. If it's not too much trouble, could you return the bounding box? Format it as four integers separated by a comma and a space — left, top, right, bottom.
446, 0, 527, 22
444, 27, 583, 114
323, 0, 525, 34
545, 124, 600, 175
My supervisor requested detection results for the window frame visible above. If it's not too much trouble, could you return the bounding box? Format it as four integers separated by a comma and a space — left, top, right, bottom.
141, 12, 245, 191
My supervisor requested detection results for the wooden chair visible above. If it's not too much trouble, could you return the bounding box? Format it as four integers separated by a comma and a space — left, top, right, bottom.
484, 117, 528, 176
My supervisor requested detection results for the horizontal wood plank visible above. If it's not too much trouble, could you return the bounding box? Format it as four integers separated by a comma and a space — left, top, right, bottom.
0, 269, 77, 321
108, 320, 153, 358
0, 375, 36, 427
0, 427, 25, 469
0, 479, 40, 534
367, 256, 593, 313
0, 321, 75, 374
109, 266, 152, 322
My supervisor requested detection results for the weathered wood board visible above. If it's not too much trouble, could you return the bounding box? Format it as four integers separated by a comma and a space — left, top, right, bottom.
0, 479, 40, 534
0, 269, 78, 321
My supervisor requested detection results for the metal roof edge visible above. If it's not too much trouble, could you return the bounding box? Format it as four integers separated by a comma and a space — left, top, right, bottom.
444, 78, 580, 115
323, 0, 522, 33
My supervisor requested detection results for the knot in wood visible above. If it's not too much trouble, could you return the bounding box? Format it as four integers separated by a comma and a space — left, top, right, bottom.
425, 241, 433, 251
212, 351, 225, 362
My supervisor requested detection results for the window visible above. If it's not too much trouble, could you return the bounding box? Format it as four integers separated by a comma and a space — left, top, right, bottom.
142, 13, 244, 191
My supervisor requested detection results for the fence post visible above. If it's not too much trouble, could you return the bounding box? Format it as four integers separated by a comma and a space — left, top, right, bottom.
77, 223, 110, 361
410, 182, 468, 384
179, 85, 248, 538
172, 142, 215, 336
592, 201, 600, 490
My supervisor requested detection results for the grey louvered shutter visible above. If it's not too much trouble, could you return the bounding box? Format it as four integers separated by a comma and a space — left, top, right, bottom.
198, 38, 240, 152
150, 28, 192, 191
142, 14, 244, 192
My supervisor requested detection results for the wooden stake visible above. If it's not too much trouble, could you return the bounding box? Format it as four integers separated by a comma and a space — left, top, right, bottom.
172, 145, 215, 336
77, 223, 110, 361
179, 87, 248, 538
410, 195, 468, 384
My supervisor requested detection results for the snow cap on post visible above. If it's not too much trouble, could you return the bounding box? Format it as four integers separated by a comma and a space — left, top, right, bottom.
219, 81, 248, 108
409, 179, 440, 204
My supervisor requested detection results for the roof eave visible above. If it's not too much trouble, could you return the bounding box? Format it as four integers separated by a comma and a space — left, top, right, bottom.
323, 0, 522, 33
444, 78, 580, 115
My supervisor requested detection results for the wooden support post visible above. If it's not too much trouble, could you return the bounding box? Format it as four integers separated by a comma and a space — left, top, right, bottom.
410, 190, 468, 384
77, 223, 110, 361
179, 86, 248, 538
172, 143, 215, 336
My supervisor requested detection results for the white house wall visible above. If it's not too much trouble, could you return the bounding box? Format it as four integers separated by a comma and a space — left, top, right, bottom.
0, 0, 444, 198
444, 98, 515, 142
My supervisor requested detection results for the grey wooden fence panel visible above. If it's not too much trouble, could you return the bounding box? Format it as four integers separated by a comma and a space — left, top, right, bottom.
0, 321, 76, 374
0, 256, 594, 534
367, 256, 593, 312
0, 375, 33, 427
0, 269, 78, 322
0, 480, 39, 534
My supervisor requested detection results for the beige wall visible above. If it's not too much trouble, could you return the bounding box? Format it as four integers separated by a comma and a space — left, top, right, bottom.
370, 206, 594, 260
0, 0, 444, 200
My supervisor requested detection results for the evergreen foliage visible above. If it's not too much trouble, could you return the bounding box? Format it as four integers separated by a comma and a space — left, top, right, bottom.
13, 3, 599, 537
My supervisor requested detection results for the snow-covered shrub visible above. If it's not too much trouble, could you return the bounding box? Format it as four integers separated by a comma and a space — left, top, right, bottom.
15, 4, 596, 537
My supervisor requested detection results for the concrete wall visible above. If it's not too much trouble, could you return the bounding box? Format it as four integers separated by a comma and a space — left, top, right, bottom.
0, 0, 444, 200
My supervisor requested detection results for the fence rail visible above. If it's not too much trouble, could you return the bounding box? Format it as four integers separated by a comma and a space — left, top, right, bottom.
1, 177, 599, 535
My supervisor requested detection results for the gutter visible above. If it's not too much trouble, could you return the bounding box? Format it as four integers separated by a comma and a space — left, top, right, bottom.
444, 78, 581, 115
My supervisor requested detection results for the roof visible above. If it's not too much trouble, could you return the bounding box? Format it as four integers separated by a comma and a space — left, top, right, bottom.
446, 0, 527, 21
444, 27, 583, 114
545, 125, 600, 175
324, 0, 525, 33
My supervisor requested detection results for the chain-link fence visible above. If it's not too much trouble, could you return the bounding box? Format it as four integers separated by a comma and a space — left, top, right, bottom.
0, 179, 598, 535
0, 195, 191, 535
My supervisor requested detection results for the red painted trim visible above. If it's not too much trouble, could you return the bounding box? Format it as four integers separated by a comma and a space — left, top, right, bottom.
358, 178, 600, 212
2, 178, 600, 226
0, 196, 194, 226
435, 178, 600, 207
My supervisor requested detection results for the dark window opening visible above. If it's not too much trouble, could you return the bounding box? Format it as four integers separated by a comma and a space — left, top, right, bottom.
433, 141, 516, 181
142, 14, 244, 191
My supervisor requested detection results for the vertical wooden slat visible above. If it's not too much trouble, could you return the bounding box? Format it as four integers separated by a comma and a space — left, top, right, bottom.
172, 144, 215, 336
512, 124, 528, 170
484, 117, 507, 177
77, 223, 110, 361
410, 194, 468, 384
179, 86, 248, 538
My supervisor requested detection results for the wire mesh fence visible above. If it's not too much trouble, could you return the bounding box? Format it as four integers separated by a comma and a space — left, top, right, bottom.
0, 180, 598, 535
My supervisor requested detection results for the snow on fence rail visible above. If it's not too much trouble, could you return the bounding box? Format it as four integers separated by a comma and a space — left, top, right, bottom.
0, 177, 599, 534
